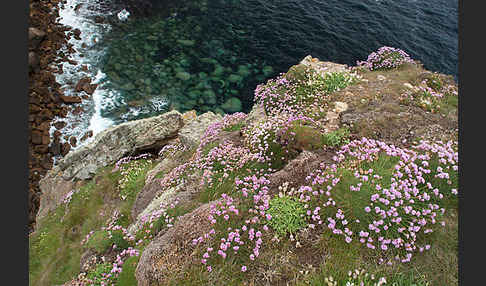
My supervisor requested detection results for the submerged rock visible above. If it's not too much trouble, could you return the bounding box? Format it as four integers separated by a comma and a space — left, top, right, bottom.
221, 97, 242, 113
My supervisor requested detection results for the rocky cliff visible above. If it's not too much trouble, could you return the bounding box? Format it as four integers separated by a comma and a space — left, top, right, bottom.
29, 52, 458, 286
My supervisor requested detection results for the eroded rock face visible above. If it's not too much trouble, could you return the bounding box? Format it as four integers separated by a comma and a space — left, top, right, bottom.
135, 201, 217, 285
36, 111, 184, 225
131, 162, 202, 229
56, 110, 183, 181
178, 111, 223, 149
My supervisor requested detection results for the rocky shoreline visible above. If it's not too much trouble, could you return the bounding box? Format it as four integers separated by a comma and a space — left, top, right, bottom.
27, 0, 189, 233
28, 0, 97, 232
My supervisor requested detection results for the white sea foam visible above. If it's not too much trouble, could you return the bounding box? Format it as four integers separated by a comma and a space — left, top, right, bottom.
117, 9, 130, 21
51, 0, 118, 152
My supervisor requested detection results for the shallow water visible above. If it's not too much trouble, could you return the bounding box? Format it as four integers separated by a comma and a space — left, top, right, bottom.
52, 0, 457, 155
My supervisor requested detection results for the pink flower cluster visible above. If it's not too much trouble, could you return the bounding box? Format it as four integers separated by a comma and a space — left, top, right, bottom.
302, 137, 458, 263
110, 247, 140, 275
253, 70, 329, 118
197, 141, 258, 189
194, 175, 272, 272
196, 112, 248, 156
159, 113, 250, 192
357, 46, 414, 70
102, 211, 136, 245
136, 199, 180, 241
62, 189, 77, 205
112, 153, 152, 172
158, 142, 188, 158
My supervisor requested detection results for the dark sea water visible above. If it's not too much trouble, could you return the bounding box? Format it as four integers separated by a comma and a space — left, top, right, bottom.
53, 0, 458, 147
207, 0, 458, 79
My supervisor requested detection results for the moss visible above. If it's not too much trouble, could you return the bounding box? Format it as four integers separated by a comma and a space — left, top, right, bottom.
287, 124, 326, 151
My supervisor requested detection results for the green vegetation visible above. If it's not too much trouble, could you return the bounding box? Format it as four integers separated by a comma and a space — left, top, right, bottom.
29, 158, 157, 286
29, 168, 113, 285
267, 195, 307, 236
322, 71, 360, 94
86, 262, 116, 285
85, 230, 112, 254
30, 52, 458, 286
116, 256, 140, 286
322, 128, 351, 147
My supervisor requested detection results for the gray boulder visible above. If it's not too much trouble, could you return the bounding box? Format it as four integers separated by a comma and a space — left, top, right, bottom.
56, 110, 183, 181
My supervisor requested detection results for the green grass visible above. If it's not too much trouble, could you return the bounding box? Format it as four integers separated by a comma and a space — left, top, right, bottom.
29, 179, 108, 285
114, 158, 158, 228
85, 230, 112, 254
29, 159, 158, 286
116, 255, 140, 286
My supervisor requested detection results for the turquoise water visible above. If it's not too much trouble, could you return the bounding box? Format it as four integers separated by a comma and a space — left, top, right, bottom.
94, 0, 457, 124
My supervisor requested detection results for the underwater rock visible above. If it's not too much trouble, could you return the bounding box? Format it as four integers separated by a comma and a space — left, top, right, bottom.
221, 97, 242, 113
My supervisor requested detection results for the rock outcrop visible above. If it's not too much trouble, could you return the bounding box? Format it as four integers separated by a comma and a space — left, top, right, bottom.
135, 201, 217, 285
57, 110, 183, 181
36, 110, 184, 224
178, 111, 223, 149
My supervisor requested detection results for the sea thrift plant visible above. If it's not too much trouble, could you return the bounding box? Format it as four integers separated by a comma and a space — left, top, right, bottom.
242, 114, 317, 168
157, 113, 250, 193
80, 247, 140, 286
194, 174, 273, 272
158, 142, 188, 158
400, 78, 458, 113
254, 67, 358, 118
196, 112, 248, 155
357, 46, 414, 70
293, 138, 457, 263
112, 153, 153, 200
62, 189, 78, 205
135, 199, 180, 242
